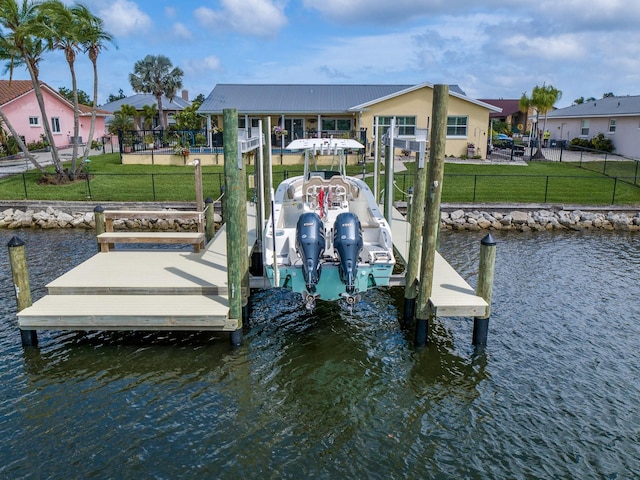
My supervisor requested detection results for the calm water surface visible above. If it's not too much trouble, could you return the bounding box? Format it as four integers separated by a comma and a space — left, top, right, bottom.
1, 228, 639, 479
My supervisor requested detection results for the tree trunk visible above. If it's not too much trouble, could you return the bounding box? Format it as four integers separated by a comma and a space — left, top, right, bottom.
0, 107, 45, 171
81, 57, 99, 164
156, 94, 165, 130
24, 59, 63, 175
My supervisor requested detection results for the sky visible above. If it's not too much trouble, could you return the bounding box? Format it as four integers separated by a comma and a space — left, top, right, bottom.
11, 0, 640, 107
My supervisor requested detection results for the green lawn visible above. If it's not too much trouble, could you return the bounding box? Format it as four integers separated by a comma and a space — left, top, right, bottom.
1, 153, 639, 205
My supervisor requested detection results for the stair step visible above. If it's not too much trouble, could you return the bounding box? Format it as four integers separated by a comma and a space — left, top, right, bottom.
18, 295, 237, 331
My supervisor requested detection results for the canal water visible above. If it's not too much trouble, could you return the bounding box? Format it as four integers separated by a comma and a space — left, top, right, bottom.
1, 228, 639, 479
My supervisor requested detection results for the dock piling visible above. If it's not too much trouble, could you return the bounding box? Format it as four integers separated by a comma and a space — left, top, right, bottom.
8, 236, 38, 347
94, 205, 105, 252
473, 234, 497, 346
204, 197, 215, 243
223, 108, 245, 346
415, 84, 449, 347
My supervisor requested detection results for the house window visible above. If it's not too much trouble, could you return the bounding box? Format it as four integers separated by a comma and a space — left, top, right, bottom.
376, 116, 416, 136
29, 116, 39, 126
581, 120, 589, 136
447, 116, 468, 137
51, 117, 61, 133
608, 119, 616, 133
321, 118, 351, 132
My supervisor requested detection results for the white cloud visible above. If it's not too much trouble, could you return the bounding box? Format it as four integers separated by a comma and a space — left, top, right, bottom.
165, 7, 177, 18
195, 0, 287, 37
97, 0, 152, 37
184, 55, 222, 74
172, 22, 192, 40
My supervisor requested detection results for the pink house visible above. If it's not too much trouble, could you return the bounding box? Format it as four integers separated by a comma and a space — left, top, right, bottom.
0, 80, 109, 148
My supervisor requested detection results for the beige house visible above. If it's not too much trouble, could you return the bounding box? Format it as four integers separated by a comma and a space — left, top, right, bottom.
199, 83, 501, 160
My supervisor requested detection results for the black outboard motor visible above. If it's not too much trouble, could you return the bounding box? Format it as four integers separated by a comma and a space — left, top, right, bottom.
333, 212, 363, 295
296, 212, 325, 293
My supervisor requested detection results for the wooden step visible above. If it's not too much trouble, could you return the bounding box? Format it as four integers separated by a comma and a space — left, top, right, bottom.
18, 294, 237, 331
97, 232, 206, 252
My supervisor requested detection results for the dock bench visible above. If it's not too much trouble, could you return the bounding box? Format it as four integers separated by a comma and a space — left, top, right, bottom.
98, 209, 206, 253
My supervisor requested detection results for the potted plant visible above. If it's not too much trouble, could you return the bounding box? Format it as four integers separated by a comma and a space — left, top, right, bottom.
144, 133, 155, 149
173, 143, 190, 156
467, 142, 475, 156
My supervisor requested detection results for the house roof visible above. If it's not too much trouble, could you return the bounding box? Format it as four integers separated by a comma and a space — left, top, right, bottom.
0, 79, 110, 116
547, 95, 640, 118
478, 99, 523, 118
198, 83, 476, 115
0, 80, 34, 105
100, 93, 191, 113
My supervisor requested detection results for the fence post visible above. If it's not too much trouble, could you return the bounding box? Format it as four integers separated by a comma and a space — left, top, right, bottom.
94, 205, 105, 252
473, 175, 477, 203
612, 177, 618, 205
22, 173, 28, 199
205, 197, 215, 243
544, 176, 549, 203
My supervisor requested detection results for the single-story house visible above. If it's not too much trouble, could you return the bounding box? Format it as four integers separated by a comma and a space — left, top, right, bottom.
0, 80, 109, 148
101, 91, 192, 130
198, 83, 501, 159
545, 95, 640, 158
479, 98, 532, 135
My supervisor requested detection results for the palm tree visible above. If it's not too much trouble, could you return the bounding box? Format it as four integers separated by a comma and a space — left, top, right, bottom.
129, 55, 183, 130
75, 3, 113, 164
141, 104, 158, 130
0, 102, 45, 170
37, 0, 85, 175
520, 83, 562, 159
0, 0, 63, 174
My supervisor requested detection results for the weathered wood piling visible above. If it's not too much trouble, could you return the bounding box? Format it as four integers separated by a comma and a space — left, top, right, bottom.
7, 236, 37, 347
473, 234, 497, 346
415, 84, 449, 347
223, 108, 246, 346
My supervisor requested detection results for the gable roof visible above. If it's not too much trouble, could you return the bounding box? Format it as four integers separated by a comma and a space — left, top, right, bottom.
0, 79, 110, 116
100, 93, 191, 113
547, 95, 640, 118
198, 83, 476, 115
478, 99, 523, 118
0, 80, 34, 105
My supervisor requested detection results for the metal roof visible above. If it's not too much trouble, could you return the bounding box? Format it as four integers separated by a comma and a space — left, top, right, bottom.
198, 83, 468, 114
100, 93, 191, 113
547, 95, 640, 118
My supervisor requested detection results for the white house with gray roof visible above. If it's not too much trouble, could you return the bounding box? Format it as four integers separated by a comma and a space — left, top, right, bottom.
545, 95, 640, 158
101, 91, 191, 130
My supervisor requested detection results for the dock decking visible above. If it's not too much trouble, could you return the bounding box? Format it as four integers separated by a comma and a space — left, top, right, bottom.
17, 207, 257, 332
17, 204, 486, 333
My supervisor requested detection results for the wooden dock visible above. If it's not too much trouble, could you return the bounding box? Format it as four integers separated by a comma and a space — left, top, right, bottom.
389, 208, 488, 318
17, 204, 486, 333
17, 207, 257, 332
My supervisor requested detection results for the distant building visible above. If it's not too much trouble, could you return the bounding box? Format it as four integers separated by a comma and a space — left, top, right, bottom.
479, 98, 532, 135
545, 96, 640, 158
101, 90, 191, 130
0, 80, 109, 148
199, 83, 501, 158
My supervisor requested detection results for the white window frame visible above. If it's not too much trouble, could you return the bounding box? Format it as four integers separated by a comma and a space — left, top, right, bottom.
51, 117, 61, 133
377, 116, 417, 136
580, 119, 589, 136
608, 119, 616, 133
29, 116, 40, 126
446, 116, 468, 138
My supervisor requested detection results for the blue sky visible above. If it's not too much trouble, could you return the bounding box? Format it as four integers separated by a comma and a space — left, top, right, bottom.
14, 0, 640, 107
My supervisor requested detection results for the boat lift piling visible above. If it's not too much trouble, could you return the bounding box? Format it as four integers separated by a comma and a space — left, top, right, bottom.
415, 84, 448, 347
223, 108, 246, 346
7, 236, 38, 347
403, 136, 428, 328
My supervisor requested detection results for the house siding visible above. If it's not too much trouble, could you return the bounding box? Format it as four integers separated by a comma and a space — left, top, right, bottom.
2, 85, 106, 148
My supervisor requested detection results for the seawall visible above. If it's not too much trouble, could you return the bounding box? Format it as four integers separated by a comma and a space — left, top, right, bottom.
1, 201, 639, 232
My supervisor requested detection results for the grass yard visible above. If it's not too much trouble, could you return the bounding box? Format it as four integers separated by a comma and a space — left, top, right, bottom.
1, 152, 639, 206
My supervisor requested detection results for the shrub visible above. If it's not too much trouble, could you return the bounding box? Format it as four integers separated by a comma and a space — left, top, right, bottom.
568, 137, 591, 150
591, 133, 615, 153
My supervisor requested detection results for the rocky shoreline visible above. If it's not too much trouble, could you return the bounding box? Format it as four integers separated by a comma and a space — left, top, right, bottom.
1, 205, 639, 232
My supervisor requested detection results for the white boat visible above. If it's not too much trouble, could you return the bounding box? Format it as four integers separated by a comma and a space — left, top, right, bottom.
263, 138, 395, 309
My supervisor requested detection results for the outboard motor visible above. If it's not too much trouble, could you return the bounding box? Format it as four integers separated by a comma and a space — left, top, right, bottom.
333, 212, 363, 295
296, 212, 325, 293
